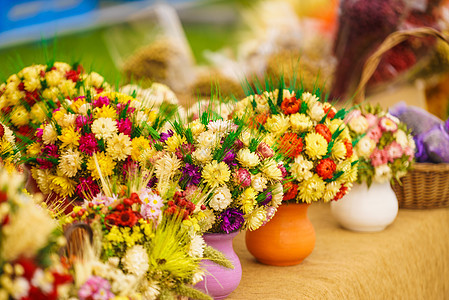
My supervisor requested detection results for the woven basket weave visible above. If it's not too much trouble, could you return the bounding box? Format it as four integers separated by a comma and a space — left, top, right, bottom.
354, 27, 449, 209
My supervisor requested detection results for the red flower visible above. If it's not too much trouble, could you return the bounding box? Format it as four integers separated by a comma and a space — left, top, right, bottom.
130, 192, 141, 204
315, 124, 332, 143
249, 112, 269, 129
0, 124, 4, 138
283, 182, 299, 201
105, 209, 140, 227
333, 185, 349, 201
281, 96, 301, 115
278, 133, 303, 158
344, 140, 353, 158
65, 70, 80, 82
316, 158, 337, 179
324, 106, 336, 119
18, 82, 25, 91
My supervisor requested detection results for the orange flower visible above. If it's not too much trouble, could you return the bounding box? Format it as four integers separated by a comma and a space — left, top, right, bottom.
332, 185, 349, 201
278, 133, 303, 158
249, 112, 269, 129
316, 158, 337, 179
324, 106, 336, 119
283, 181, 298, 201
344, 140, 353, 158
315, 124, 332, 142
281, 96, 301, 115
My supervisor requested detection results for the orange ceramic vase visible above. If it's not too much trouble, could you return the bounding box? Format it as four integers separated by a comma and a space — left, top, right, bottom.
245, 203, 315, 266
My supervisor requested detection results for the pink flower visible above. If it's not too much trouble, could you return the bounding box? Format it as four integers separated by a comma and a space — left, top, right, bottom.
235, 168, 251, 187
404, 146, 414, 161
370, 149, 388, 167
76, 115, 92, 129
116, 118, 132, 136
365, 113, 378, 127
93, 96, 110, 108
379, 117, 398, 132
278, 164, 288, 178
79, 133, 99, 156
78, 276, 114, 300
367, 126, 382, 143
344, 109, 361, 123
385, 141, 403, 162
257, 142, 274, 158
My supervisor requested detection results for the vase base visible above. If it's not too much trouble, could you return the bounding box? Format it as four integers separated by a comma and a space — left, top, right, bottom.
342, 224, 388, 232
256, 258, 304, 266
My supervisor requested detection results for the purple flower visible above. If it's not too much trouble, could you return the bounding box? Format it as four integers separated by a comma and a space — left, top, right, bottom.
76, 177, 100, 199
93, 96, 110, 108
43, 144, 59, 158
235, 168, 251, 187
147, 176, 158, 188
414, 134, 429, 162
260, 191, 272, 206
175, 143, 196, 160
233, 139, 244, 150
278, 164, 288, 178
122, 159, 138, 178
181, 163, 201, 186
223, 150, 236, 166
79, 133, 99, 156
160, 129, 174, 143
220, 208, 245, 233
445, 118, 449, 133
78, 276, 114, 300
117, 118, 132, 136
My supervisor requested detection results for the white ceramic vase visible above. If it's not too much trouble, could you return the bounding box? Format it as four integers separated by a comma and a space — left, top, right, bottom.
330, 182, 398, 232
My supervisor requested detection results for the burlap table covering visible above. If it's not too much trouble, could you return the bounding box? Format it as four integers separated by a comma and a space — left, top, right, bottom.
228, 203, 449, 299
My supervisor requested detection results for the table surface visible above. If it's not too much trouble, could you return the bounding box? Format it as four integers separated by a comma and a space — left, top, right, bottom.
227, 203, 449, 300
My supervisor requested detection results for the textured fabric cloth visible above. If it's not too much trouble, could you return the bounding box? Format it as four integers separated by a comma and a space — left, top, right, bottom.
229, 203, 449, 300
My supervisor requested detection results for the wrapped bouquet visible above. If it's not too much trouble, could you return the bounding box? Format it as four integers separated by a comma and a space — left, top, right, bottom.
24, 91, 164, 201
153, 116, 284, 234
0, 62, 110, 139
347, 104, 415, 186
0, 168, 72, 300
234, 88, 358, 203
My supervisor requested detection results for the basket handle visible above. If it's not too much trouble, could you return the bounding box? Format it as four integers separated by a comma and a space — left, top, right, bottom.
353, 27, 449, 104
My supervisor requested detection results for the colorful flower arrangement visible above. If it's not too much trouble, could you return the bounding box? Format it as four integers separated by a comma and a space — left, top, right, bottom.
0, 168, 72, 300
346, 104, 415, 186
24, 91, 164, 201
65, 174, 227, 300
234, 88, 358, 203
0, 121, 20, 173
154, 116, 284, 234
0, 62, 110, 139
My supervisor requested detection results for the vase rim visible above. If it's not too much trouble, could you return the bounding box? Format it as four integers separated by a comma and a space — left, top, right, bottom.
204, 231, 239, 239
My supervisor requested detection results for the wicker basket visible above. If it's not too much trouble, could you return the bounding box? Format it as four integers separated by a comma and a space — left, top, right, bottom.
353, 28, 449, 209
391, 163, 449, 209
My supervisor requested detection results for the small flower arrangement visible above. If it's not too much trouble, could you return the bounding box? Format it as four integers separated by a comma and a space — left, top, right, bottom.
153, 116, 284, 234
234, 88, 358, 203
0, 121, 20, 173
0, 168, 72, 300
0, 62, 110, 138
346, 104, 415, 186
66, 174, 224, 300
24, 91, 164, 200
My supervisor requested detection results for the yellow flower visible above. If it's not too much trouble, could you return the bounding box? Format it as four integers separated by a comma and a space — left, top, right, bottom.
30, 104, 47, 123
260, 158, 282, 181
86, 72, 106, 88
58, 127, 80, 148
188, 119, 206, 136
337, 160, 358, 183
49, 174, 76, 197
289, 155, 313, 182
107, 133, 132, 161
87, 152, 116, 180
94, 105, 117, 119
24, 77, 41, 92
53, 109, 66, 123
331, 140, 347, 161
244, 206, 267, 231
236, 149, 260, 168
305, 132, 328, 160
26, 143, 41, 156
202, 160, 231, 188
58, 148, 82, 177
147, 110, 158, 125
45, 70, 63, 87
70, 97, 87, 112
323, 182, 341, 202
58, 79, 77, 97
165, 133, 186, 152
265, 114, 290, 136
131, 136, 151, 161
290, 113, 313, 133
240, 187, 257, 214
298, 174, 325, 203
10, 106, 29, 127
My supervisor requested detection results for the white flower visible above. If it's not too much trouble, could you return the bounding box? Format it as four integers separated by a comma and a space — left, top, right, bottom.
188, 119, 206, 136
85, 72, 105, 87
142, 281, 160, 300
209, 186, 232, 211
374, 164, 392, 183
58, 148, 82, 177
11, 277, 30, 299
239, 129, 252, 147
107, 133, 132, 161
59, 113, 77, 127
207, 120, 232, 134
301, 92, 319, 106
135, 111, 148, 124
122, 245, 149, 277
78, 103, 92, 115
237, 149, 260, 168
189, 234, 205, 258
31, 269, 53, 294
308, 102, 326, 121
271, 182, 284, 208
197, 130, 218, 149
260, 158, 282, 181
42, 124, 58, 145
290, 113, 313, 132
91, 117, 118, 140
289, 155, 313, 181
355, 136, 376, 158
154, 152, 181, 180
348, 115, 369, 134
192, 270, 205, 285
193, 148, 212, 164
251, 174, 268, 192
395, 129, 409, 149
265, 114, 290, 136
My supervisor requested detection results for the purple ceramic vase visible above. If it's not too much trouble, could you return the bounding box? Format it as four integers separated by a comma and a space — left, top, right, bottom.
195, 232, 242, 299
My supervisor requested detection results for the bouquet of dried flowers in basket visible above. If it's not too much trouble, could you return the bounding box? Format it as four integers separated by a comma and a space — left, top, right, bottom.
63, 171, 230, 300
0, 62, 110, 140
0, 168, 72, 300
152, 115, 284, 234
234, 85, 358, 204
346, 103, 415, 187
